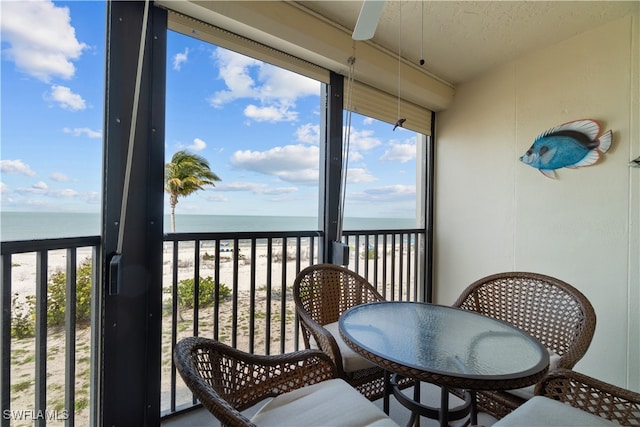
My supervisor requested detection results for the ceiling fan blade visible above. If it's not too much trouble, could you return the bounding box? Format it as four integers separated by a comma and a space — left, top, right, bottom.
352, 0, 384, 40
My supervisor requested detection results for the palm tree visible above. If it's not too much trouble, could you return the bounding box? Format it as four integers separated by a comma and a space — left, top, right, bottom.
165, 150, 221, 232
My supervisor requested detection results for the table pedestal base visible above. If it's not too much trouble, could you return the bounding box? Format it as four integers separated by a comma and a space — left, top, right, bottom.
389, 374, 476, 427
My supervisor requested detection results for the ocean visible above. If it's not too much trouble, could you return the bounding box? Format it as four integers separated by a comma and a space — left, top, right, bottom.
0, 212, 416, 241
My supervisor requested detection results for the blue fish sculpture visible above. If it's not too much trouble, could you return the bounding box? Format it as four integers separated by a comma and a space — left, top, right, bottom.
520, 119, 612, 179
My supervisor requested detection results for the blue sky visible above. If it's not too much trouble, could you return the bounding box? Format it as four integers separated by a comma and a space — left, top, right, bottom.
1, 0, 419, 219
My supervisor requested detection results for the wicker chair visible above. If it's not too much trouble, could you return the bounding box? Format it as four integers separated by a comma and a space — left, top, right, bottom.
293, 263, 388, 400
535, 369, 640, 425
494, 369, 640, 425
174, 336, 399, 427
452, 271, 597, 419
173, 337, 336, 427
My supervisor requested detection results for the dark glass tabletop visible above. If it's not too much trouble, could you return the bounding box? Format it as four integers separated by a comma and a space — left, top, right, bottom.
339, 301, 549, 390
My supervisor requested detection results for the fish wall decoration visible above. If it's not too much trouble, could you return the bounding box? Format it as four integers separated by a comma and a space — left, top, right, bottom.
519, 119, 612, 179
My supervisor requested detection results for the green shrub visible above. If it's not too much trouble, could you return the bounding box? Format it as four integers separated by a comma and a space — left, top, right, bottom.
360, 248, 376, 260
10, 293, 34, 339
11, 258, 93, 339
47, 258, 92, 326
177, 276, 231, 308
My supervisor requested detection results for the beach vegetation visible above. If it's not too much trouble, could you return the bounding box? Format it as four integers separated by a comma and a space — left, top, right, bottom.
360, 247, 376, 260
11, 294, 35, 339
51, 398, 66, 412
11, 380, 32, 394
165, 150, 221, 232
177, 276, 231, 308
14, 351, 35, 366
75, 397, 89, 411
10, 258, 93, 339
47, 258, 93, 327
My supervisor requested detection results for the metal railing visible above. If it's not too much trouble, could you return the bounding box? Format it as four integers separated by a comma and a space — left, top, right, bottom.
0, 227, 426, 423
161, 230, 322, 415
1, 237, 101, 427
341, 229, 426, 302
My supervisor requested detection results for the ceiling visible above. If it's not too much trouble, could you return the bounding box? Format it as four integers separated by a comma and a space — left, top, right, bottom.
295, 1, 637, 85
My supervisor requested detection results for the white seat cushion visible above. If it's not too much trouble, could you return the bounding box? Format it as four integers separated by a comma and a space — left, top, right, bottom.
250, 378, 399, 426
493, 396, 617, 426
310, 321, 378, 372
508, 350, 561, 400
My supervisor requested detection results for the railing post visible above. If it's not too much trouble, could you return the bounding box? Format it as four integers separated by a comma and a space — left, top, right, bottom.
34, 251, 47, 427
0, 255, 11, 427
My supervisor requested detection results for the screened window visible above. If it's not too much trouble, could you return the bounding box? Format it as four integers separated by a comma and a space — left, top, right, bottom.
341, 112, 425, 230
165, 30, 322, 232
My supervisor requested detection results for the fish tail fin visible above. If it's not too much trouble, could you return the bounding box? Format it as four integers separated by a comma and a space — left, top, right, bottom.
540, 169, 556, 179
573, 149, 600, 167
598, 130, 613, 153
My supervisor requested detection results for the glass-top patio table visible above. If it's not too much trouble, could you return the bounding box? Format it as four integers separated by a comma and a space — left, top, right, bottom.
339, 301, 550, 426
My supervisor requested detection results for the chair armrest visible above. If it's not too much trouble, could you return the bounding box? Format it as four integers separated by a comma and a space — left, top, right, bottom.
295, 307, 345, 374
535, 368, 640, 425
174, 337, 337, 426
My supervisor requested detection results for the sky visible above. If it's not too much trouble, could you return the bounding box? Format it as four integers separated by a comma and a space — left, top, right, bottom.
1, 0, 420, 219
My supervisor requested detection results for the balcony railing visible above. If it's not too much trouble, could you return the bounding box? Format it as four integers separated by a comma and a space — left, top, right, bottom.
0, 227, 426, 424
1, 237, 101, 427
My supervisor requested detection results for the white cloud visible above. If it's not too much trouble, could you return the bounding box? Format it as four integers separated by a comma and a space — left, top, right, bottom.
216, 182, 267, 192
345, 127, 381, 152
47, 85, 86, 111
346, 168, 377, 184
209, 50, 261, 107
54, 189, 79, 197
17, 182, 48, 195
80, 191, 100, 204
296, 123, 320, 145
341, 127, 381, 165
263, 186, 298, 195
188, 138, 207, 151
202, 193, 229, 203
0, 0, 87, 82
15, 183, 90, 201
0, 182, 8, 194
33, 181, 48, 191
209, 48, 319, 122
50, 172, 70, 182
256, 65, 319, 101
230, 144, 319, 184
217, 182, 297, 195
380, 141, 416, 163
173, 48, 189, 70
0, 160, 36, 176
63, 127, 101, 138
244, 103, 297, 123
350, 185, 416, 202
348, 151, 364, 162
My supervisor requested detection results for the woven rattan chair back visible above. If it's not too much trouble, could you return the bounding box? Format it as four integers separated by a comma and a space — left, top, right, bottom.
454, 272, 596, 369
536, 369, 640, 425
173, 336, 336, 427
294, 263, 385, 328
293, 263, 387, 399
453, 271, 597, 418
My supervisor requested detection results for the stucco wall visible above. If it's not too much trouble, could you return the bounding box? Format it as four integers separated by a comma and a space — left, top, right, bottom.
435, 11, 639, 390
